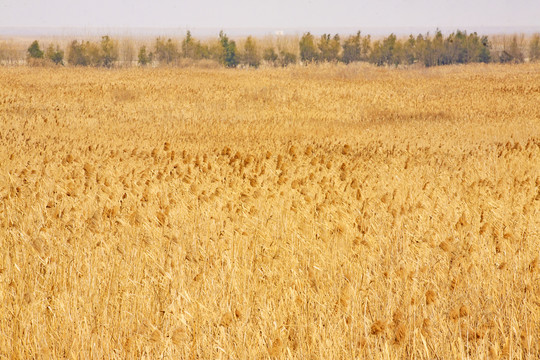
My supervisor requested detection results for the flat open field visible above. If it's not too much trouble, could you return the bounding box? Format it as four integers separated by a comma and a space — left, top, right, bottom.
1, 64, 539, 359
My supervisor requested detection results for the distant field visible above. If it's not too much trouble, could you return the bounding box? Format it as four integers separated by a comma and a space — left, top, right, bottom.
1, 64, 539, 359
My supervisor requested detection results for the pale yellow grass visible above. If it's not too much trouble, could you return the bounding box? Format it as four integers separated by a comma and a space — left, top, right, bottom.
0, 63, 539, 359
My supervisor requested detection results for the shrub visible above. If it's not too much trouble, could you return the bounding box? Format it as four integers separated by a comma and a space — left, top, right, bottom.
67, 40, 112, 67
381, 34, 398, 65
67, 40, 89, 66
263, 47, 278, 65
342, 32, 362, 64
299, 32, 318, 63
242, 36, 260, 67
155, 37, 179, 65
318, 34, 340, 62
45, 44, 64, 65
478, 35, 491, 63
27, 40, 44, 59
138, 45, 152, 66
182, 31, 209, 60
279, 50, 297, 67
100, 35, 118, 68
218, 31, 238, 68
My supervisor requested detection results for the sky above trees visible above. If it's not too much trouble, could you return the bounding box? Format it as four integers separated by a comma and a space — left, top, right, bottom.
1, 0, 538, 31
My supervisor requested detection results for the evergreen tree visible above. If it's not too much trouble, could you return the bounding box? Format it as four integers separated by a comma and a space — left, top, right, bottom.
182, 31, 195, 58
45, 44, 64, 65
182, 31, 206, 59
478, 36, 491, 63
100, 35, 118, 68
67, 41, 88, 66
455, 30, 469, 64
465, 32, 488, 63
27, 40, 44, 59
219, 31, 238, 68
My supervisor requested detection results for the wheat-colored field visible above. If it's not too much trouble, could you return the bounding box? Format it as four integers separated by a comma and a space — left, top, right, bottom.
0, 63, 539, 359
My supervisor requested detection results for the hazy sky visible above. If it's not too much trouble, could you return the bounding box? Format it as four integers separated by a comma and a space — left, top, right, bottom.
1, 0, 539, 30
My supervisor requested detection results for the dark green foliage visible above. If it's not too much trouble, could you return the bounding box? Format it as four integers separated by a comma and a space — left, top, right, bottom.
299, 32, 318, 63
138, 45, 152, 66
27, 40, 44, 59
478, 36, 491, 63
440, 31, 489, 64
459, 31, 478, 63
45, 44, 64, 65
218, 31, 238, 68
365, 30, 492, 67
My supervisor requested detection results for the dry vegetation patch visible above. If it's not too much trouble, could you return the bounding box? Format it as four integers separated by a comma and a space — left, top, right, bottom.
0, 64, 539, 359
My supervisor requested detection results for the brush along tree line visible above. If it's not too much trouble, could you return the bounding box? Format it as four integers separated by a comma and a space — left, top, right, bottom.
27, 31, 540, 68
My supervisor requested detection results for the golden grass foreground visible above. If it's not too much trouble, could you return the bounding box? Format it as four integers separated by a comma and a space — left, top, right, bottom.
1, 63, 539, 359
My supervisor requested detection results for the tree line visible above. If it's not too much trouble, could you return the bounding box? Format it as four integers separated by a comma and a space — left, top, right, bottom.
25, 30, 540, 68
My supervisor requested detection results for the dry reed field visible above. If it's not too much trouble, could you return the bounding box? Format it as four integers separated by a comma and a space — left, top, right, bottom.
1, 63, 539, 359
